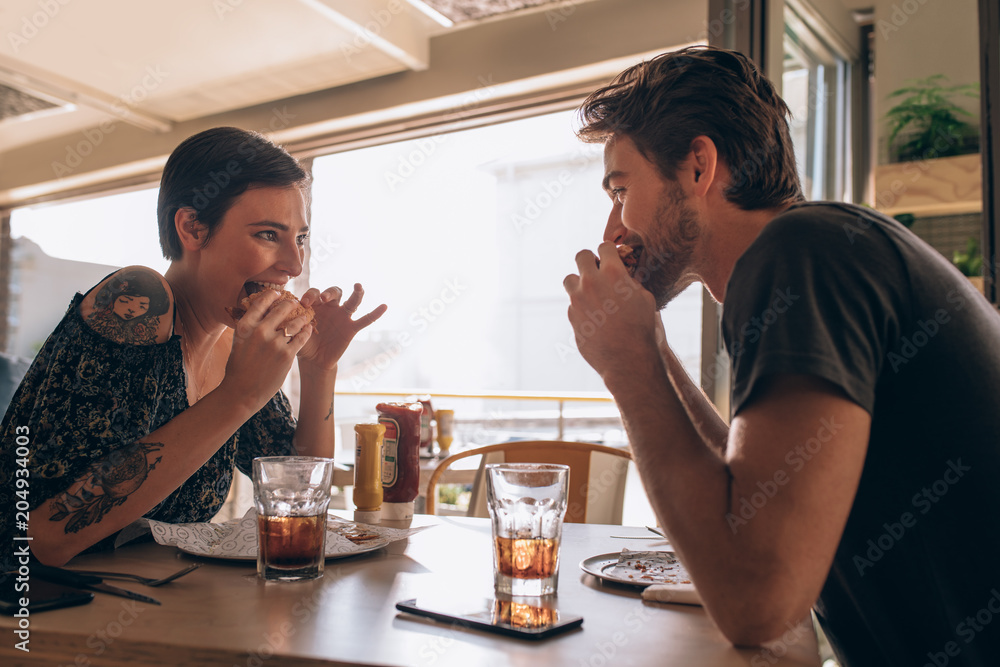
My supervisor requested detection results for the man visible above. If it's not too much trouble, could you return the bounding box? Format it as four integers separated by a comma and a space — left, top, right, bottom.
564, 46, 1000, 666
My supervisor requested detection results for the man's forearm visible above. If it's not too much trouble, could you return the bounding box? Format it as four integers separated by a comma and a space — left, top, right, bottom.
610, 359, 872, 644
656, 335, 729, 458
605, 362, 788, 641
603, 357, 734, 547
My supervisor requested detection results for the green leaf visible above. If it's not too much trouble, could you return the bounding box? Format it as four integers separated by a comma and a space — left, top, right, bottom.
953, 236, 982, 276
884, 74, 980, 162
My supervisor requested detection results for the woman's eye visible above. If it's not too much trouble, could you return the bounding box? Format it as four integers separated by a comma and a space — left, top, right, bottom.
296, 234, 309, 247
257, 230, 278, 241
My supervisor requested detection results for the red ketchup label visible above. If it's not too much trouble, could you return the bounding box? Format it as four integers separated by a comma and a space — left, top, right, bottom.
376, 402, 422, 503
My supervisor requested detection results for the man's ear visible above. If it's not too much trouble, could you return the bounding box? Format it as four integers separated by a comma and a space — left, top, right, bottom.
687, 135, 719, 197
174, 207, 208, 252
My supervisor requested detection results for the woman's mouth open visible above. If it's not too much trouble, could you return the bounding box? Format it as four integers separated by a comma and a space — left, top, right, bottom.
238, 281, 285, 303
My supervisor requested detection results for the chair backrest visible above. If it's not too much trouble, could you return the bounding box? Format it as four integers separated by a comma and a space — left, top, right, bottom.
424, 441, 632, 524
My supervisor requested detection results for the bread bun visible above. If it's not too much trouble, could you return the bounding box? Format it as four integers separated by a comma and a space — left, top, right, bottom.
226, 289, 317, 330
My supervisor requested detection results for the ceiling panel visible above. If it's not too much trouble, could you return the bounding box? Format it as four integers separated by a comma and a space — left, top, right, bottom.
0, 83, 59, 121
0, 0, 597, 154
422, 0, 565, 23
1, 0, 437, 120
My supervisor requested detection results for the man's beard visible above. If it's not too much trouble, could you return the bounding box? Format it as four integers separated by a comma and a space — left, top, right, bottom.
633, 182, 701, 310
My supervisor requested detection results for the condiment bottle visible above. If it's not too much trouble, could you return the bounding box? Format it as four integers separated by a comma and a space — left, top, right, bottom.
376, 402, 423, 521
409, 394, 435, 457
435, 409, 455, 454
353, 423, 385, 524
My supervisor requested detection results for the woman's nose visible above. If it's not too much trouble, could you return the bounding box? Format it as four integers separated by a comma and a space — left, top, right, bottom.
276, 239, 303, 277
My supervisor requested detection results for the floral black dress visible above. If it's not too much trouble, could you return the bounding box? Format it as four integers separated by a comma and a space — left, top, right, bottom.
0, 294, 296, 569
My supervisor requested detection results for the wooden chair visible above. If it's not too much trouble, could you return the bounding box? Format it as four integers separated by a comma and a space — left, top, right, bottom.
424, 441, 633, 524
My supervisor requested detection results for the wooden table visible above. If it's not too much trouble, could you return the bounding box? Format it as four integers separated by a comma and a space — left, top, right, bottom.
0, 517, 821, 666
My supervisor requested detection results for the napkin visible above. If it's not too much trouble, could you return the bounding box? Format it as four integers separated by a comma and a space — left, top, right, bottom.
641, 583, 702, 606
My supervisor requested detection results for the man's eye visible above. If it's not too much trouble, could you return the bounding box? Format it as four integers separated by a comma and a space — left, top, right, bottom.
296, 233, 309, 247
611, 188, 625, 203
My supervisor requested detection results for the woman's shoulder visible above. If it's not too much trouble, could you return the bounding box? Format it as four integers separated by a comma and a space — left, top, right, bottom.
78, 266, 174, 345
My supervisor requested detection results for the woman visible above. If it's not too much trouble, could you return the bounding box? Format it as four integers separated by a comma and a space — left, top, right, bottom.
0, 127, 385, 567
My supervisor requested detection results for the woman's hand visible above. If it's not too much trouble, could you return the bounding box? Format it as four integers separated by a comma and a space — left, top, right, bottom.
296, 283, 387, 373
221, 290, 312, 410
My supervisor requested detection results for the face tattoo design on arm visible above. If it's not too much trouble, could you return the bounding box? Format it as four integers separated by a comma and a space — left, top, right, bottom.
86, 271, 170, 344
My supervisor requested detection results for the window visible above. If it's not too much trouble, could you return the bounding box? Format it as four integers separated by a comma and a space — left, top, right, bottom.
9, 110, 679, 526
308, 109, 703, 399
8, 187, 163, 357
7, 109, 703, 445
783, 2, 854, 202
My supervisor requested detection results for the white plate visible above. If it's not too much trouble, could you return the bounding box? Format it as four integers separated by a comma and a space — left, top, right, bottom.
579, 551, 689, 588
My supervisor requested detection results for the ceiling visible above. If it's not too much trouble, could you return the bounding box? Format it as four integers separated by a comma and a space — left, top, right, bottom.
0, 0, 589, 153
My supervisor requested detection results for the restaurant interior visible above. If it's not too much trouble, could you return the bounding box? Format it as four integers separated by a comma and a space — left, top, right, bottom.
0, 0, 996, 665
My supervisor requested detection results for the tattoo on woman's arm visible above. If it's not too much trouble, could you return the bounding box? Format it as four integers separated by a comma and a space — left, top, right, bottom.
86, 270, 170, 344
49, 441, 165, 533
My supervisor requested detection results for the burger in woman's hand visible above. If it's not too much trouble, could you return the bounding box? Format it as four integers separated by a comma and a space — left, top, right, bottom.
226, 287, 317, 331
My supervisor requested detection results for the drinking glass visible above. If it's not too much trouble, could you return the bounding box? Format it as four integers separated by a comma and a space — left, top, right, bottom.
252, 456, 335, 581
486, 463, 569, 596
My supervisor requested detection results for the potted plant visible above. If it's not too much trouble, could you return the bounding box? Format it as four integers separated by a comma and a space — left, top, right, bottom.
952, 236, 984, 294
885, 75, 980, 163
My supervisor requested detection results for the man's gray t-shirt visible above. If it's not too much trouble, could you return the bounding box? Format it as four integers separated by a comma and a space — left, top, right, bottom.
722, 202, 1000, 667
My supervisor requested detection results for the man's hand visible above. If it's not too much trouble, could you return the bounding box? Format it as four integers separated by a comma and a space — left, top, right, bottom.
563, 242, 660, 382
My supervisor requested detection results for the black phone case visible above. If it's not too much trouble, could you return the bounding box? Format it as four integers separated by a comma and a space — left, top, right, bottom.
1, 579, 94, 615
395, 599, 583, 640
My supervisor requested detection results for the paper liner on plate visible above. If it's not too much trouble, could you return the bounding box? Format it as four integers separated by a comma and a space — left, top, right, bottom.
148, 509, 427, 560
612, 549, 701, 606
611, 549, 700, 606
606, 549, 691, 584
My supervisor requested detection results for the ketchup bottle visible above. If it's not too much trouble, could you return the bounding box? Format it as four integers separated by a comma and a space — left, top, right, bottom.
420, 396, 436, 457
408, 394, 435, 457
376, 402, 423, 521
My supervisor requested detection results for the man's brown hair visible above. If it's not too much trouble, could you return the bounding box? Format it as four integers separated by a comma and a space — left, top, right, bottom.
577, 46, 803, 210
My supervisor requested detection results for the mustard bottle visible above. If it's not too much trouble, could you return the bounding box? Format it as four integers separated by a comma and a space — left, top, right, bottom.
435, 409, 455, 454
354, 423, 385, 524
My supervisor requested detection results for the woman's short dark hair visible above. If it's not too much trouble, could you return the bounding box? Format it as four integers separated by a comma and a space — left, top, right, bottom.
577, 46, 803, 210
157, 127, 309, 260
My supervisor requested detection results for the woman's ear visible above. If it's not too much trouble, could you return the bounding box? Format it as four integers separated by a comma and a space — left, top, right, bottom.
174, 207, 207, 252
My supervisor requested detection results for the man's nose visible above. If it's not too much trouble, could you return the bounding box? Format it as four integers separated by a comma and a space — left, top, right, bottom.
603, 202, 626, 244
